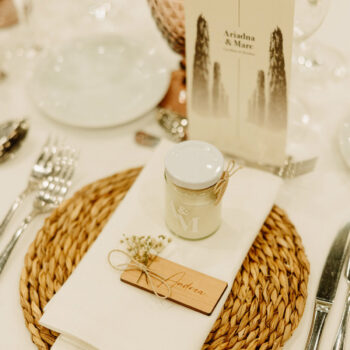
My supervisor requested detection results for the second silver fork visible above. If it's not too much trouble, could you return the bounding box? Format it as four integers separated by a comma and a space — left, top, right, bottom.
0, 147, 76, 275
0, 137, 60, 238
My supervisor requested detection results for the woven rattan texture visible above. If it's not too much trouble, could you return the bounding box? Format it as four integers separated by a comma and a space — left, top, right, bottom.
20, 167, 309, 350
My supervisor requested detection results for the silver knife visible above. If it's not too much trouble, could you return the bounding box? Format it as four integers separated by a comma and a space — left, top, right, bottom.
332, 245, 350, 350
305, 223, 350, 350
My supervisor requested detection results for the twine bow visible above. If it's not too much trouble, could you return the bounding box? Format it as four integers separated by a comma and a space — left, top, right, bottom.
108, 249, 171, 299
213, 160, 243, 205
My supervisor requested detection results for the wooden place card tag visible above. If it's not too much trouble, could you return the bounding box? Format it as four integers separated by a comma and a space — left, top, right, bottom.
121, 256, 228, 315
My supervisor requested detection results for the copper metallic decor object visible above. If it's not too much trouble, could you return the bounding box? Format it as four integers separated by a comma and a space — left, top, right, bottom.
20, 167, 309, 350
0, 0, 18, 28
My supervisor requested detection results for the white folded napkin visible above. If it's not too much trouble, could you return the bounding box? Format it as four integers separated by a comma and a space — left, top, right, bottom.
40, 140, 282, 350
52, 335, 96, 350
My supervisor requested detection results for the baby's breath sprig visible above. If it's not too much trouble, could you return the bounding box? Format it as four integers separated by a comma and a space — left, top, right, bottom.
120, 234, 171, 266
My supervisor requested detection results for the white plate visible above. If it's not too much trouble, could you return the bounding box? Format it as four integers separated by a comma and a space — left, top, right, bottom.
29, 34, 170, 128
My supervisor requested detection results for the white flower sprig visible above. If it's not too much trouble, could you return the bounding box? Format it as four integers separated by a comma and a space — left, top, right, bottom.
119, 234, 172, 266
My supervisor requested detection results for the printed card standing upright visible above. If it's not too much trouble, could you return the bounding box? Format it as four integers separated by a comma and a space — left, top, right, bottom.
185, 0, 295, 166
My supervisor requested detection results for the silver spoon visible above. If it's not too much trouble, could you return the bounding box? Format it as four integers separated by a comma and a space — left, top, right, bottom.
0, 119, 29, 163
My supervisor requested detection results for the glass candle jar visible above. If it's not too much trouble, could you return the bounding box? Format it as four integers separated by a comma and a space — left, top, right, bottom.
164, 140, 225, 240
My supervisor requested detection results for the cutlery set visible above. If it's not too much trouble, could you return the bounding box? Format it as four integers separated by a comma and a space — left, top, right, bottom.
0, 136, 77, 275
306, 224, 350, 350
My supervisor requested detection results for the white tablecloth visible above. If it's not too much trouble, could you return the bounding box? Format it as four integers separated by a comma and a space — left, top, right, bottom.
0, 0, 350, 349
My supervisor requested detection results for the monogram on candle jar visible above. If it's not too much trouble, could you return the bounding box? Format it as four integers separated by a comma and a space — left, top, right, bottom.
164, 140, 241, 240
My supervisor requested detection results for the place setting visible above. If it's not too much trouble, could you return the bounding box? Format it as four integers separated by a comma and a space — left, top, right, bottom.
0, 0, 350, 350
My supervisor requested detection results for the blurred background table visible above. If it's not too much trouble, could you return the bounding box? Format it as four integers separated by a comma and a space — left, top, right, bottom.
0, 0, 350, 349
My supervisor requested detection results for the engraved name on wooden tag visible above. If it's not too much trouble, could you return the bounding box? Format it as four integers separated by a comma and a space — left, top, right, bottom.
121, 256, 228, 315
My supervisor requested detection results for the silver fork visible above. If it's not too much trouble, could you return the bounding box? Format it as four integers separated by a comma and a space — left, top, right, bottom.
0, 147, 76, 275
0, 137, 59, 239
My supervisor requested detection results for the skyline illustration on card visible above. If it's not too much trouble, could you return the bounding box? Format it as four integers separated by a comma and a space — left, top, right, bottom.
185, 0, 295, 166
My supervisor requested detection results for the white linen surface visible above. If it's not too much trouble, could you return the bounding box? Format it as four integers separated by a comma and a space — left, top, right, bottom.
40, 139, 282, 350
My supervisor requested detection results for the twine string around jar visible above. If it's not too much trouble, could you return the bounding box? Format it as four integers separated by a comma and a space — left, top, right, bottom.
213, 160, 243, 205
108, 249, 172, 299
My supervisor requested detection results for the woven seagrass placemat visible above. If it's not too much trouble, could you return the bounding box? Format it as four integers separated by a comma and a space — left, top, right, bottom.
19, 167, 310, 350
